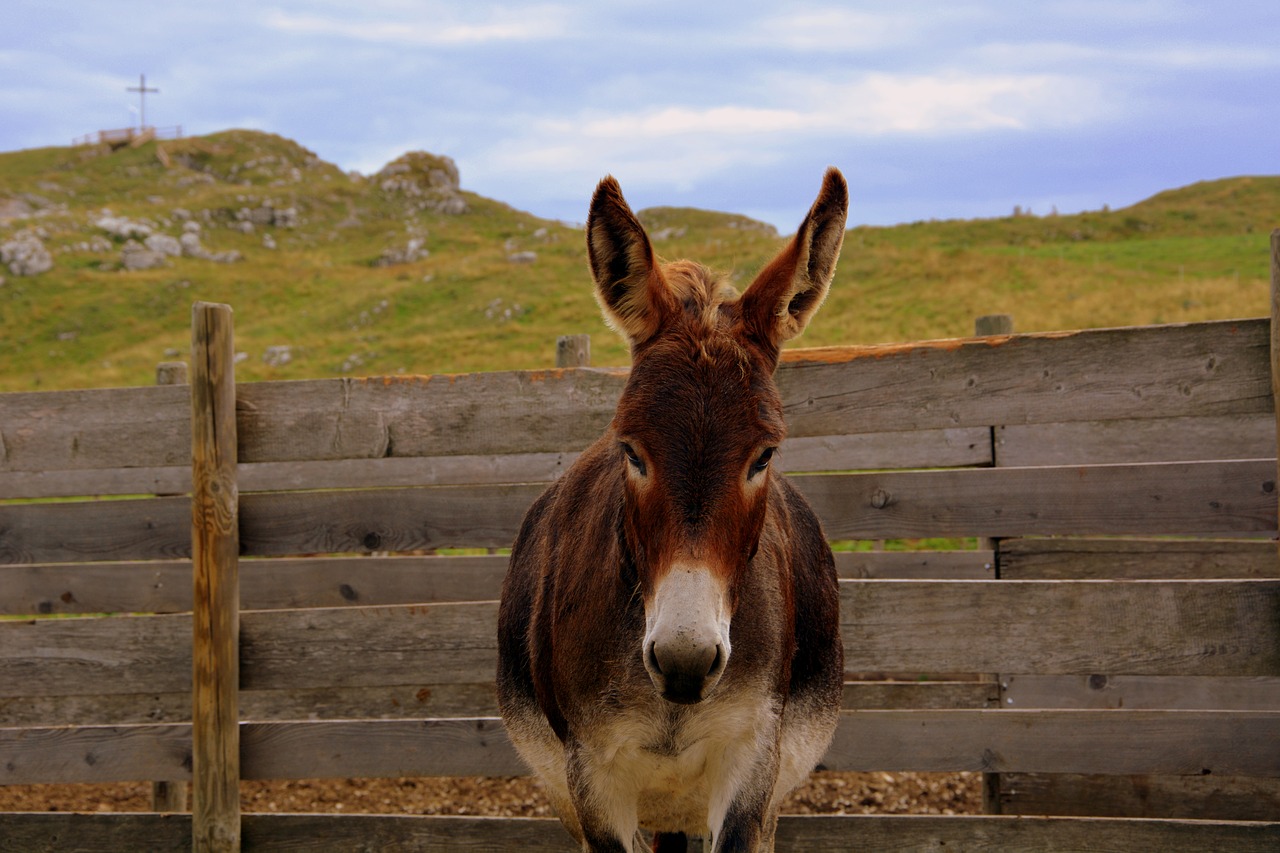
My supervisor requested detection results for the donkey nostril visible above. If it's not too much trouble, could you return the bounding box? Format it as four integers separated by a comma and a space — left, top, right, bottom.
645, 641, 663, 675
706, 644, 725, 679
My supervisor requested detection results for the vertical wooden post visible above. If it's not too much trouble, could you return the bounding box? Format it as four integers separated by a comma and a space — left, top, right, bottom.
152, 360, 191, 814
974, 314, 1014, 336
556, 333, 591, 367
1270, 230, 1280, 554
190, 303, 240, 852
976, 312, 1012, 815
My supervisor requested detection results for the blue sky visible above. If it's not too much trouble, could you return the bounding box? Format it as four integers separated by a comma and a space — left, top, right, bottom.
3, 1, 1277, 230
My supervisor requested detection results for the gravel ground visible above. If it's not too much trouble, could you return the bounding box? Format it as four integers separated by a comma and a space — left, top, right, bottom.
0, 772, 981, 817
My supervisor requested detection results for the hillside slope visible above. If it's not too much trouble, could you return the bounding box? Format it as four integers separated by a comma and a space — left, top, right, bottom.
0, 130, 1274, 392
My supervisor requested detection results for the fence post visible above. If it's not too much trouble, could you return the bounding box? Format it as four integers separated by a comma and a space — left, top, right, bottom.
556, 334, 591, 367
190, 303, 241, 852
151, 360, 192, 814
977, 313, 1012, 815
975, 314, 1014, 336
1270, 230, 1280, 552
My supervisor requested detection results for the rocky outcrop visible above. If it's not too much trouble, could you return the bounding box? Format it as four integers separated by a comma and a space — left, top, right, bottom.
375, 152, 468, 215
373, 237, 429, 267
1, 230, 53, 276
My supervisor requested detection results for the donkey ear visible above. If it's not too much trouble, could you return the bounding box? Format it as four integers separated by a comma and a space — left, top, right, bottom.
739, 168, 848, 351
587, 176, 675, 347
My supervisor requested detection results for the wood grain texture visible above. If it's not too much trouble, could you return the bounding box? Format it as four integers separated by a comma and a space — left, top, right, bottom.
1, 319, 1269, 477
1, 813, 1276, 853
2, 809, 1269, 850
0, 427, 989, 500
840, 579, 1280, 676
824, 710, 1280, 775
4, 459, 1273, 565
797, 458, 1277, 539
779, 318, 1271, 436
0, 679, 986, 729
189, 301, 241, 852
996, 413, 1276, 467
0, 551, 993, 616
4, 579, 1276, 700
998, 537, 1280, 579
1001, 674, 1280, 711
3, 710, 1277, 784
998, 773, 1280, 821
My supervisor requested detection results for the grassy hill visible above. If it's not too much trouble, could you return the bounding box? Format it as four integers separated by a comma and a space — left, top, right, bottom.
0, 129, 1275, 393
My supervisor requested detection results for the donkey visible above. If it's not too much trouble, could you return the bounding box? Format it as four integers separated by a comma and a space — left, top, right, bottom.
497, 169, 848, 853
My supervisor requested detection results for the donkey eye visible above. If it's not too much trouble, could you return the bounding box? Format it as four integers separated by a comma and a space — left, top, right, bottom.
749, 447, 776, 479
620, 442, 646, 475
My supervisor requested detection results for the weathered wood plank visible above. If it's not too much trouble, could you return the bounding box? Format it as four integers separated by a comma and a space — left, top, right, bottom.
3, 580, 1276, 699
998, 773, 1280, 821
999, 537, 1280, 579
996, 414, 1276, 467
3, 711, 1277, 785
840, 580, 1280, 677
779, 318, 1271, 436
823, 710, 1280, 775
2, 320, 1268, 477
800, 459, 1277, 539
189, 300, 241, 852
0, 555, 513, 616
2, 813, 1273, 853
0, 679, 984, 729
0, 551, 992, 616
0, 683, 501, 727
1001, 675, 1280, 711
4, 460, 1273, 564
841, 680, 999, 710
833, 550, 994, 580
0, 428, 991, 500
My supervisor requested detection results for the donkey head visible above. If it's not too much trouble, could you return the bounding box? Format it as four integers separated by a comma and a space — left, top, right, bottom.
587, 169, 848, 704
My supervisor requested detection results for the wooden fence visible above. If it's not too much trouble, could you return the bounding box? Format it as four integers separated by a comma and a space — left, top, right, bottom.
1, 234, 1279, 851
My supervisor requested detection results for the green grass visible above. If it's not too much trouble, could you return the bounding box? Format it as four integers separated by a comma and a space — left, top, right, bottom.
1, 129, 1276, 392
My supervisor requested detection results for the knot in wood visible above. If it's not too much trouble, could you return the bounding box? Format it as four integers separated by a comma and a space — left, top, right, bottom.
870, 488, 892, 510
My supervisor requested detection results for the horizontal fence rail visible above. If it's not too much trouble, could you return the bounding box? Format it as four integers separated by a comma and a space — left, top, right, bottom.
2, 813, 1276, 853
2, 459, 1275, 563
0, 319, 1269, 480
3, 581, 1277, 700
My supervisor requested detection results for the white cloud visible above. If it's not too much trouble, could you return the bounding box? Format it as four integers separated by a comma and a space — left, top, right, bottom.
262, 4, 570, 45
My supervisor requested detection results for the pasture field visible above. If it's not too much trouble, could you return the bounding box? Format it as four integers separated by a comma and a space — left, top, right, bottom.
0, 130, 1275, 391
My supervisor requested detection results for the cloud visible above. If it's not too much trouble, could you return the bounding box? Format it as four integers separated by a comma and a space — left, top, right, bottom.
262, 4, 570, 46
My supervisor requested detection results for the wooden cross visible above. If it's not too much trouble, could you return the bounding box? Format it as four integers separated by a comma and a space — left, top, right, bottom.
126, 73, 159, 130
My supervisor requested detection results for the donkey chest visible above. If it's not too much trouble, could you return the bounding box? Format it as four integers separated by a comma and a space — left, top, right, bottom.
588, 690, 780, 809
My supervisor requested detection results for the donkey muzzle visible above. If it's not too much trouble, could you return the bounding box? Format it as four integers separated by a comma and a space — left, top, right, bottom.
643, 566, 731, 704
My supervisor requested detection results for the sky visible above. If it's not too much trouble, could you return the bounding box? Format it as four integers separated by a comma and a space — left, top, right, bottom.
3, 1, 1278, 231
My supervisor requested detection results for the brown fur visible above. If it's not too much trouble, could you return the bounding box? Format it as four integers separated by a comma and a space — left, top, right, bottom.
498, 169, 849, 853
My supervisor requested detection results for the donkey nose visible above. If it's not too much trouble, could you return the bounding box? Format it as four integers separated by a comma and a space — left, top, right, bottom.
645, 638, 725, 704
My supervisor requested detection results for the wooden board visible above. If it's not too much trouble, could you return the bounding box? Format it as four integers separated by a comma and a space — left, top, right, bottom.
3, 710, 1277, 785
839, 579, 1280, 677
999, 537, 1280, 579
798, 459, 1278, 540
997, 773, 1280, 821
1001, 675, 1280, 711
996, 414, 1276, 467
778, 319, 1271, 437
0, 683, 501, 727
0, 551, 991, 616
4, 459, 1274, 565
3, 580, 1276, 699
823, 710, 1280, 775
0, 428, 992, 500
0, 679, 982, 729
1, 813, 1275, 853
2, 319, 1268, 475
